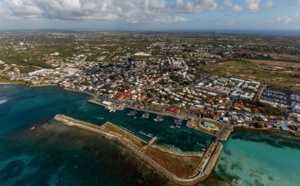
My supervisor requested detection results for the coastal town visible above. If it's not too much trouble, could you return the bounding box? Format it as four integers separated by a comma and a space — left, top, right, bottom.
1, 32, 299, 132
1, 32, 300, 184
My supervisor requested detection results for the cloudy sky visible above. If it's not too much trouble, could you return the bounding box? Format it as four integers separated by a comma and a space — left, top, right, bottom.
0, 0, 300, 30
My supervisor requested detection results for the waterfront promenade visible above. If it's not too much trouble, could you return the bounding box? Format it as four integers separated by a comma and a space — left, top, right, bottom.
54, 114, 223, 185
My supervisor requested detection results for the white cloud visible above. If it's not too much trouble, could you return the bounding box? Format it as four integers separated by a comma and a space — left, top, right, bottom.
245, 0, 261, 13
265, 0, 274, 8
277, 13, 299, 24
245, 0, 273, 13
175, 0, 218, 13
223, 0, 233, 7
147, 0, 166, 9
223, 0, 243, 12
5, 0, 43, 19
159, 15, 187, 24
232, 4, 243, 12
0, 0, 220, 24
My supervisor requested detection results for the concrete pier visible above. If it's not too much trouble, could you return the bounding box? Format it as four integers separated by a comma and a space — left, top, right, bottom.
219, 125, 234, 141
143, 137, 157, 150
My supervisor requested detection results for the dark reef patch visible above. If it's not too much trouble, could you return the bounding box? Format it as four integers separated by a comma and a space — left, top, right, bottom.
231, 130, 300, 150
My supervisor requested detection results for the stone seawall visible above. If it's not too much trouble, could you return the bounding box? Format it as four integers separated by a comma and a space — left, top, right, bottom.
54, 114, 223, 185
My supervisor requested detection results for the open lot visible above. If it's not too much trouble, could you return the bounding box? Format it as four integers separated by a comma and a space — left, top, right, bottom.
203, 60, 300, 92
247, 59, 300, 69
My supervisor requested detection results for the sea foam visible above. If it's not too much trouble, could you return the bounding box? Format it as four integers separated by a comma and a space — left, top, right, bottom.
0, 97, 8, 105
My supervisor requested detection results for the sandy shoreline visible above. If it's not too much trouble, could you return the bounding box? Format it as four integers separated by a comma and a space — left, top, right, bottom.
0, 82, 23, 85
30, 84, 57, 88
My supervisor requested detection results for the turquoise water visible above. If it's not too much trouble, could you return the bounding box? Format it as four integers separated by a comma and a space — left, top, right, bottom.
215, 130, 300, 186
1, 85, 300, 186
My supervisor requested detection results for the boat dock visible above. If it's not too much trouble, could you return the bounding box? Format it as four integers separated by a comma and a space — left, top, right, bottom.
139, 131, 153, 138
148, 137, 157, 146
127, 110, 137, 116
143, 137, 158, 150
174, 119, 183, 129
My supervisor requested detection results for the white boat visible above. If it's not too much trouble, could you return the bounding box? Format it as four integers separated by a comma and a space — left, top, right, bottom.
95, 117, 104, 120
109, 109, 116, 112
141, 112, 149, 119
127, 110, 137, 116
154, 115, 163, 122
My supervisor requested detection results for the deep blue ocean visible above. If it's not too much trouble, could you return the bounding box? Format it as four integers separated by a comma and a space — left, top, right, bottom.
1, 85, 300, 186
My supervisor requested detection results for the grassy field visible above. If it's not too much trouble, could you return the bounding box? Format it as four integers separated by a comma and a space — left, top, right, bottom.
0, 76, 9, 82
267, 53, 300, 61
203, 60, 300, 92
247, 59, 300, 68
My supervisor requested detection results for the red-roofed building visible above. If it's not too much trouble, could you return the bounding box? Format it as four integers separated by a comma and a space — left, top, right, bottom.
168, 108, 175, 112
117, 92, 124, 100
175, 109, 181, 114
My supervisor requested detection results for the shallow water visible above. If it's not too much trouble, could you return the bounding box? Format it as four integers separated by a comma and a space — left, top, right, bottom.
215, 130, 300, 186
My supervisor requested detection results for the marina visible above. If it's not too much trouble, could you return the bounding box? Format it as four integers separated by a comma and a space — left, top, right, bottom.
54, 114, 223, 186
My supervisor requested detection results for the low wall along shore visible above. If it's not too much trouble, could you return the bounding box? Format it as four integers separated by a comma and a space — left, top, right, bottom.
54, 114, 223, 185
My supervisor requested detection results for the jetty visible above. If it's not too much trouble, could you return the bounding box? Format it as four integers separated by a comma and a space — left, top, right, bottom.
54, 114, 223, 185
139, 131, 153, 138
218, 125, 234, 141
143, 137, 158, 150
